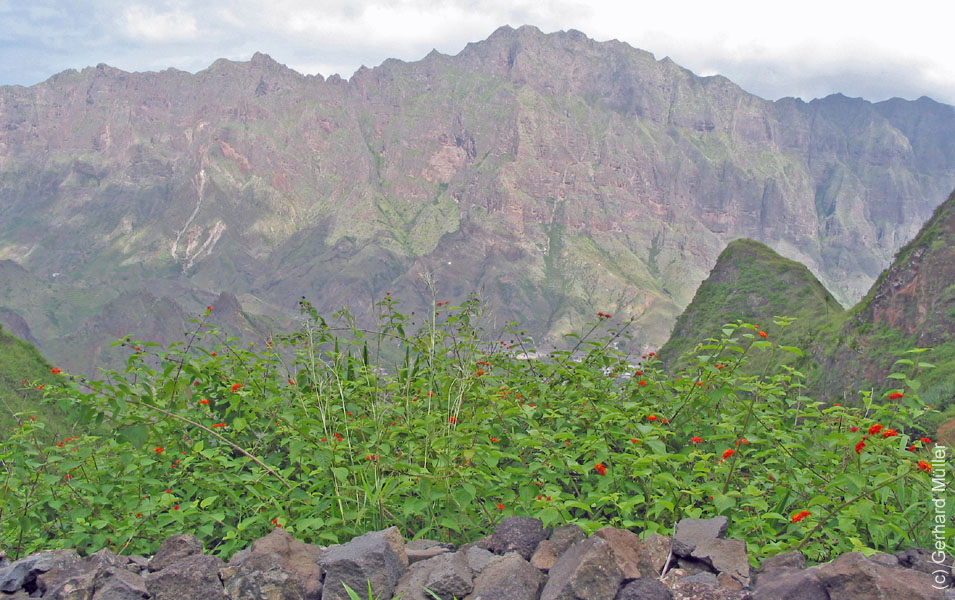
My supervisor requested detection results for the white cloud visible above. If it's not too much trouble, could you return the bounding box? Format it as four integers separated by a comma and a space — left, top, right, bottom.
121, 5, 198, 42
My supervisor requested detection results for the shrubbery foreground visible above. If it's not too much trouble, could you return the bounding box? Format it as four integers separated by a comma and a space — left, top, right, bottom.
0, 295, 941, 563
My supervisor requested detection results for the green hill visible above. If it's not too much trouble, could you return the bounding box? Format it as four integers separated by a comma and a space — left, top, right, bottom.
660, 187, 955, 440
659, 237, 843, 370
0, 324, 68, 435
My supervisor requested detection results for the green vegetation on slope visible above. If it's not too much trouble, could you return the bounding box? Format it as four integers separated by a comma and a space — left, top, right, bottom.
0, 324, 69, 435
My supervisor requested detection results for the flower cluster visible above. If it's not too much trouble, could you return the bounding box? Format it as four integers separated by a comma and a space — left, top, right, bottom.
791, 510, 811, 523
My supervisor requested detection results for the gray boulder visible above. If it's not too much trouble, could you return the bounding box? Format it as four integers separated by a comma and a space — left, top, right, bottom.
487, 517, 548, 561
671, 517, 728, 557
318, 526, 408, 600
595, 526, 657, 580
540, 536, 624, 600
145, 554, 228, 600
0, 549, 80, 594
147, 534, 204, 572
219, 527, 324, 600
531, 525, 587, 572
690, 538, 750, 586
466, 553, 543, 600
405, 539, 454, 565
614, 578, 674, 600
814, 551, 943, 600
394, 551, 472, 600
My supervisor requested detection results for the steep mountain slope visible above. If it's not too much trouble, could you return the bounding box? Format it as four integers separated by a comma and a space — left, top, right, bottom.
659, 238, 842, 366
0, 324, 64, 433
1, 25, 954, 374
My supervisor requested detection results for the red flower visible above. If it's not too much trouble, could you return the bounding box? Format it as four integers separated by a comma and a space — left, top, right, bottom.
448, 416, 457, 424
888, 392, 904, 400
715, 364, 725, 370
154, 446, 164, 454
199, 399, 209, 405
691, 436, 703, 444
207, 306, 214, 311
849, 427, 859, 432
758, 331, 768, 338
496, 503, 505, 511
272, 518, 282, 528
882, 429, 898, 438
173, 505, 180, 511
648, 415, 658, 421
722, 449, 735, 459
918, 460, 932, 472
855, 440, 866, 454
64, 473, 72, 480
210, 352, 217, 357
909, 445, 916, 452
165, 489, 172, 493
630, 438, 639, 444
230, 383, 242, 392
594, 463, 607, 476
50, 367, 62, 374
736, 438, 749, 446
696, 381, 703, 386
489, 437, 499, 442
638, 380, 647, 386
211, 423, 227, 428
475, 370, 485, 376
791, 510, 811, 523
921, 437, 933, 444
634, 370, 643, 376
36, 384, 45, 390
868, 424, 883, 435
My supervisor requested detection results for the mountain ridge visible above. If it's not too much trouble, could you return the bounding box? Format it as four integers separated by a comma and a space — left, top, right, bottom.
1, 25, 954, 374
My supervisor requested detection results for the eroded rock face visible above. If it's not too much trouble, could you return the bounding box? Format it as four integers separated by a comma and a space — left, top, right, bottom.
487, 517, 549, 561
0, 549, 80, 594
145, 554, 227, 600
540, 536, 623, 600
468, 553, 543, 600
147, 534, 204, 573
671, 517, 728, 558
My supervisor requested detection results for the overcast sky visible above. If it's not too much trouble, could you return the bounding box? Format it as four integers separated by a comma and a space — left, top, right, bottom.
1, 0, 953, 105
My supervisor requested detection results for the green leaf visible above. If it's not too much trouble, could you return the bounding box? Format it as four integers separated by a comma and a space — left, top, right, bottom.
200, 496, 219, 508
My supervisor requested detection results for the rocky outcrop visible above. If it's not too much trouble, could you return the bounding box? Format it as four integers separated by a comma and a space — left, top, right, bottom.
0, 516, 946, 599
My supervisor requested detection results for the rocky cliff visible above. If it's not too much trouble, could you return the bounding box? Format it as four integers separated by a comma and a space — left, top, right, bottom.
2, 25, 954, 373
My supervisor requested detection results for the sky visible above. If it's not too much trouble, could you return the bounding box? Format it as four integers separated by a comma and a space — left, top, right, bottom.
1, 0, 953, 105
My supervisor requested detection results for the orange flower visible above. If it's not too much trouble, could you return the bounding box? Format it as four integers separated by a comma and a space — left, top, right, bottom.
630, 438, 639, 443
594, 463, 607, 476
868, 424, 883, 435
918, 460, 932, 472
648, 415, 658, 421
722, 449, 735, 459
211, 423, 227, 428
230, 383, 242, 392
736, 438, 749, 446
50, 367, 62, 375
888, 392, 904, 400
690, 436, 703, 444
475, 370, 485, 376
154, 446, 164, 454
882, 429, 898, 438
638, 380, 647, 386
791, 510, 811, 523
758, 331, 768, 338
207, 306, 214, 311
496, 503, 505, 510
489, 437, 499, 442
449, 416, 457, 424
855, 440, 866, 454
921, 437, 932, 444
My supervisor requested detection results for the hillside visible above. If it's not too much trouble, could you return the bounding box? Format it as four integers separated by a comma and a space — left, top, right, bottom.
2, 25, 954, 374
659, 238, 842, 368
0, 324, 66, 434
661, 187, 955, 438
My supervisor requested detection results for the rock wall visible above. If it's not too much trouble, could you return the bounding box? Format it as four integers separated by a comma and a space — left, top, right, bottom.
1, 516, 949, 599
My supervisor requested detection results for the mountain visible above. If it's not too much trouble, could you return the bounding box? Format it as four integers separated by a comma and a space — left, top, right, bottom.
0, 323, 64, 433
2, 25, 954, 374
660, 187, 955, 438
658, 238, 842, 367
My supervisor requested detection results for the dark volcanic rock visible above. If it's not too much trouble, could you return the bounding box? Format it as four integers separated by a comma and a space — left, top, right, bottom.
540, 536, 624, 600
0, 549, 80, 594
595, 526, 657, 580
814, 551, 942, 600
394, 551, 472, 600
690, 538, 750, 586
672, 517, 728, 557
318, 526, 408, 600
614, 577, 674, 600
145, 554, 227, 600
467, 553, 543, 600
219, 527, 324, 600
147, 534, 204, 572
531, 525, 587, 572
487, 517, 548, 561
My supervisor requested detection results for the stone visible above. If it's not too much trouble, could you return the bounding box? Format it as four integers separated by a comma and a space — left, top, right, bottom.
466, 553, 542, 600
0, 549, 80, 594
757, 550, 806, 573
147, 534, 204, 572
219, 527, 324, 600
37, 551, 128, 600
642, 534, 671, 576
145, 554, 227, 600
747, 566, 831, 600
395, 551, 473, 600
318, 526, 408, 600
531, 525, 587, 572
487, 517, 548, 561
690, 538, 750, 586
595, 526, 657, 580
0, 548, 9, 568
540, 536, 624, 600
614, 578, 674, 600
124, 556, 149, 574
671, 517, 728, 557
405, 539, 454, 565
815, 551, 943, 600
92, 567, 149, 600
464, 546, 495, 574
897, 547, 953, 588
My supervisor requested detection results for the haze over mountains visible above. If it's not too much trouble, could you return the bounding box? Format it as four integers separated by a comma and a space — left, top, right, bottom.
1, 25, 954, 374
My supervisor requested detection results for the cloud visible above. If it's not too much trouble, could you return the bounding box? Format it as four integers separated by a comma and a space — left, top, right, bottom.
120, 5, 198, 42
